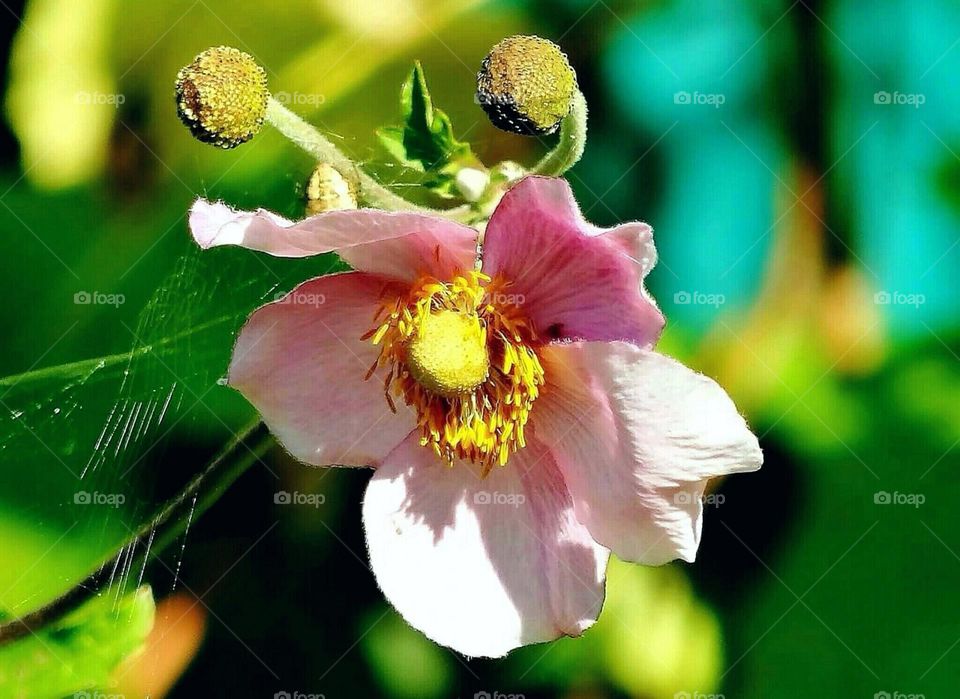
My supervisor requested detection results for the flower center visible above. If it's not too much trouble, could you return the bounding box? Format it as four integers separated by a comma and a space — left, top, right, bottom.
363, 271, 544, 473
406, 310, 489, 397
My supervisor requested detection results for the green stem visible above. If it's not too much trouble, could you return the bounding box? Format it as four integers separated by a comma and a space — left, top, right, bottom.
265, 98, 472, 221
0, 420, 270, 645
531, 90, 588, 177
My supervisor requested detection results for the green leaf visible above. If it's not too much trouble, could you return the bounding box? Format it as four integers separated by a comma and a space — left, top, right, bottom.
376, 62, 479, 196
0, 586, 155, 699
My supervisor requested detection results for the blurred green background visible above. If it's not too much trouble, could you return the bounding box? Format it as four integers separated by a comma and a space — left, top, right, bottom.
0, 0, 957, 697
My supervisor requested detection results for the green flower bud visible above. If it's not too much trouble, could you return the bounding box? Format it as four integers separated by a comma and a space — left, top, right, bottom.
305, 163, 358, 215
175, 46, 269, 149
476, 35, 577, 136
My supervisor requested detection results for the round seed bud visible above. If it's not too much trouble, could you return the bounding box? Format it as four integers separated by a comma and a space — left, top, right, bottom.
476, 35, 577, 136
175, 46, 269, 149
305, 163, 358, 215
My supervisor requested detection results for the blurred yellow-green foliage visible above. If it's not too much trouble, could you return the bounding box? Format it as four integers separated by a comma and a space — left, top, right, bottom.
0, 0, 959, 697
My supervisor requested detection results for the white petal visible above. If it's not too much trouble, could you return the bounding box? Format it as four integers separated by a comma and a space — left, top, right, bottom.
362, 434, 609, 657
534, 342, 762, 564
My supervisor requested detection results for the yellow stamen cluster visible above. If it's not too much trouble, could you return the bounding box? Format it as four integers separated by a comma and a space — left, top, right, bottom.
364, 271, 544, 474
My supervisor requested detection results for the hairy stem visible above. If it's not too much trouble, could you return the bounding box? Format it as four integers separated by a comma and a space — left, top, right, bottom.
265, 98, 472, 221
531, 90, 588, 177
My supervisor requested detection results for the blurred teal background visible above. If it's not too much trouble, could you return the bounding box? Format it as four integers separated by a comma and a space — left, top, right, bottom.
0, 0, 958, 697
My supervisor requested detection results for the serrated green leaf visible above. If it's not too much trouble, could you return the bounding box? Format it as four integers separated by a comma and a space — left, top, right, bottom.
376, 62, 478, 183
0, 586, 155, 699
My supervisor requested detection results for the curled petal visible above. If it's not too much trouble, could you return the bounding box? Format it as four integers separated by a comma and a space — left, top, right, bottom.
189, 199, 477, 282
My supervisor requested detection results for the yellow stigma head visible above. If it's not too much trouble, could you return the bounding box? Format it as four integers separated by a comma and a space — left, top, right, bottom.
405, 310, 489, 398
476, 35, 577, 136
175, 46, 269, 149
365, 272, 544, 470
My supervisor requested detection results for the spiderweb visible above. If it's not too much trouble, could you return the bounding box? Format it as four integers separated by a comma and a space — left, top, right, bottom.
0, 231, 340, 620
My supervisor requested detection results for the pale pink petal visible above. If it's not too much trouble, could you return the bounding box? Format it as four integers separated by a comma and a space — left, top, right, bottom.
229, 272, 415, 467
363, 433, 609, 657
481, 177, 663, 346
189, 199, 477, 282
533, 342, 762, 564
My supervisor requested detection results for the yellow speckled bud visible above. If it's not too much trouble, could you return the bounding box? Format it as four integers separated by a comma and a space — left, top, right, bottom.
305, 163, 358, 215
476, 35, 577, 136
175, 46, 268, 149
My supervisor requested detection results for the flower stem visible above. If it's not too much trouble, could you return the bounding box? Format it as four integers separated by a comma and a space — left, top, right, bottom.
531, 90, 588, 177
265, 98, 472, 221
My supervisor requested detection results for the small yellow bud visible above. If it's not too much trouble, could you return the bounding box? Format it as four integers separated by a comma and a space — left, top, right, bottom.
476, 35, 577, 136
305, 163, 358, 215
175, 46, 269, 149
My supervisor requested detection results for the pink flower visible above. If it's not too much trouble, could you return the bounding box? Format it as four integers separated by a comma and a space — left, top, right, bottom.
189, 176, 762, 657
